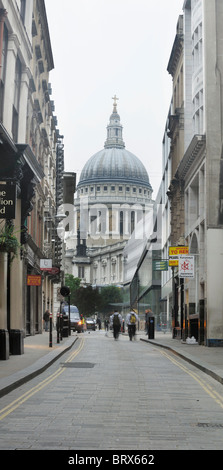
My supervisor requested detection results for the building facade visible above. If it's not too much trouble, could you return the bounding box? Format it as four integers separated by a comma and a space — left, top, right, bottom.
165, 0, 223, 346
0, 0, 63, 359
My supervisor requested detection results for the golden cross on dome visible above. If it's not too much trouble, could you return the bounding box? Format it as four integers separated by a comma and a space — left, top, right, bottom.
112, 95, 119, 112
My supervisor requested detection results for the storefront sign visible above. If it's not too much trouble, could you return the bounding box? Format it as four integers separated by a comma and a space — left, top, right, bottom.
27, 275, 42, 286
0, 184, 16, 219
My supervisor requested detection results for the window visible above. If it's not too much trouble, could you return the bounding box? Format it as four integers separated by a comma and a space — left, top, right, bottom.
20, 0, 26, 24
133, 187, 136, 193
0, 24, 8, 121
104, 186, 107, 192
12, 56, 22, 142
97, 186, 101, 192
126, 187, 130, 192
78, 266, 85, 279
131, 211, 135, 233
119, 186, 123, 192
120, 211, 123, 236
111, 186, 115, 191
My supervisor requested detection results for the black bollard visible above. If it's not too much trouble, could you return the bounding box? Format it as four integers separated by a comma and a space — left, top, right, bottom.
57, 312, 60, 344
49, 313, 53, 347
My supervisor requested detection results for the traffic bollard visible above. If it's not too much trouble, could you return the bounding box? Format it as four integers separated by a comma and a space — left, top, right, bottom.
49, 313, 53, 347
57, 312, 60, 344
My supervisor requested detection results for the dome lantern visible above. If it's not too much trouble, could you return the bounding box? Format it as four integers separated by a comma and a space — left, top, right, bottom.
104, 95, 125, 149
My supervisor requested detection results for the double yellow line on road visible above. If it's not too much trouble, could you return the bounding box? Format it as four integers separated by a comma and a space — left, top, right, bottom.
159, 349, 223, 409
0, 337, 85, 421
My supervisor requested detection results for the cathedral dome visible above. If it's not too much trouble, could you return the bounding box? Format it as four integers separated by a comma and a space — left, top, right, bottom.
77, 96, 152, 194
78, 147, 152, 189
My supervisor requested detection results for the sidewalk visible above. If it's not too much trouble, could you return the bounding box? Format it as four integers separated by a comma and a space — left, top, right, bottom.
140, 331, 223, 385
1, 329, 223, 399
0, 330, 78, 398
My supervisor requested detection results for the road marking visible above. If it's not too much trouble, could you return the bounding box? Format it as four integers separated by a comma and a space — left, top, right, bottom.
159, 349, 223, 409
0, 337, 85, 421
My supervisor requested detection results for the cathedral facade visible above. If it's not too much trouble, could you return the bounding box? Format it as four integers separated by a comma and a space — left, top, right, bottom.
65, 98, 153, 288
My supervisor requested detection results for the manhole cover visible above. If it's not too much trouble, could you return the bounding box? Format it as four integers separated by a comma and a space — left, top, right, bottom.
197, 423, 223, 428
61, 362, 95, 369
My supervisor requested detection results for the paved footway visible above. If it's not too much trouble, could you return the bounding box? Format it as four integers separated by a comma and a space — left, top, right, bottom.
1, 331, 223, 450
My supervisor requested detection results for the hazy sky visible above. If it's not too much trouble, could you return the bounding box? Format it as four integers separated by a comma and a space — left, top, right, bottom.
45, 0, 183, 199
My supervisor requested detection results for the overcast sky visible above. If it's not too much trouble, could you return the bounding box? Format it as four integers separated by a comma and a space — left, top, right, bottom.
45, 0, 183, 199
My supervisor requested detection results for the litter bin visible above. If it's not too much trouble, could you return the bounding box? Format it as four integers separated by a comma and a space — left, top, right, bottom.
148, 316, 155, 339
62, 315, 69, 337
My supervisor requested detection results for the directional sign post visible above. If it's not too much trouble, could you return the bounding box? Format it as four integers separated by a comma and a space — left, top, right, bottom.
153, 260, 169, 271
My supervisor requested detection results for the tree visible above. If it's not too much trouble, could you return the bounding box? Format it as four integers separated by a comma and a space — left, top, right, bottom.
64, 274, 81, 305
74, 286, 101, 317
99, 286, 123, 315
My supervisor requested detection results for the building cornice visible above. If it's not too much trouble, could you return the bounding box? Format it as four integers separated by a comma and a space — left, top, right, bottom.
36, 0, 54, 71
167, 33, 184, 77
177, 135, 206, 180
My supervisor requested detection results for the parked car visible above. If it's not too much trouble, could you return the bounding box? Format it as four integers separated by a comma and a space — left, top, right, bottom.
86, 317, 96, 330
62, 305, 83, 333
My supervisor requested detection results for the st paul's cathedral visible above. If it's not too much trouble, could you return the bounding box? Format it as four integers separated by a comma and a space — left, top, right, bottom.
65, 97, 154, 288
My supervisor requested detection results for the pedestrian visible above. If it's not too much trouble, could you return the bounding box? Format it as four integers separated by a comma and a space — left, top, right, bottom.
126, 308, 139, 341
145, 307, 153, 335
111, 310, 122, 340
43, 309, 50, 332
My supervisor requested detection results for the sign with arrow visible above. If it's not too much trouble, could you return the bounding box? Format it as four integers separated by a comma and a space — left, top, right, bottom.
153, 260, 169, 271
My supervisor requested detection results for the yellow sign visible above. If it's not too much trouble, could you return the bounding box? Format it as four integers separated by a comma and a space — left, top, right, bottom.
169, 258, 179, 267
169, 246, 189, 256
168, 247, 189, 267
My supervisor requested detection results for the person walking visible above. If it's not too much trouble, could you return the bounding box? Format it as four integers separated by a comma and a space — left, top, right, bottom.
43, 309, 50, 332
126, 308, 139, 341
111, 310, 122, 340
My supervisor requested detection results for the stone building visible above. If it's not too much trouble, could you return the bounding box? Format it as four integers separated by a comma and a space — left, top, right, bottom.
0, 0, 61, 359
180, 0, 223, 345
166, 14, 185, 338
166, 0, 223, 346
65, 98, 153, 290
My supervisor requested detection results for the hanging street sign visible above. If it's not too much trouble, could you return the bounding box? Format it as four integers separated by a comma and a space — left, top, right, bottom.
40, 259, 52, 270
153, 260, 169, 271
179, 255, 195, 278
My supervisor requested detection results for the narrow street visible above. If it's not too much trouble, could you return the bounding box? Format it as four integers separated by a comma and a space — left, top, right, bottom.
0, 330, 223, 451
